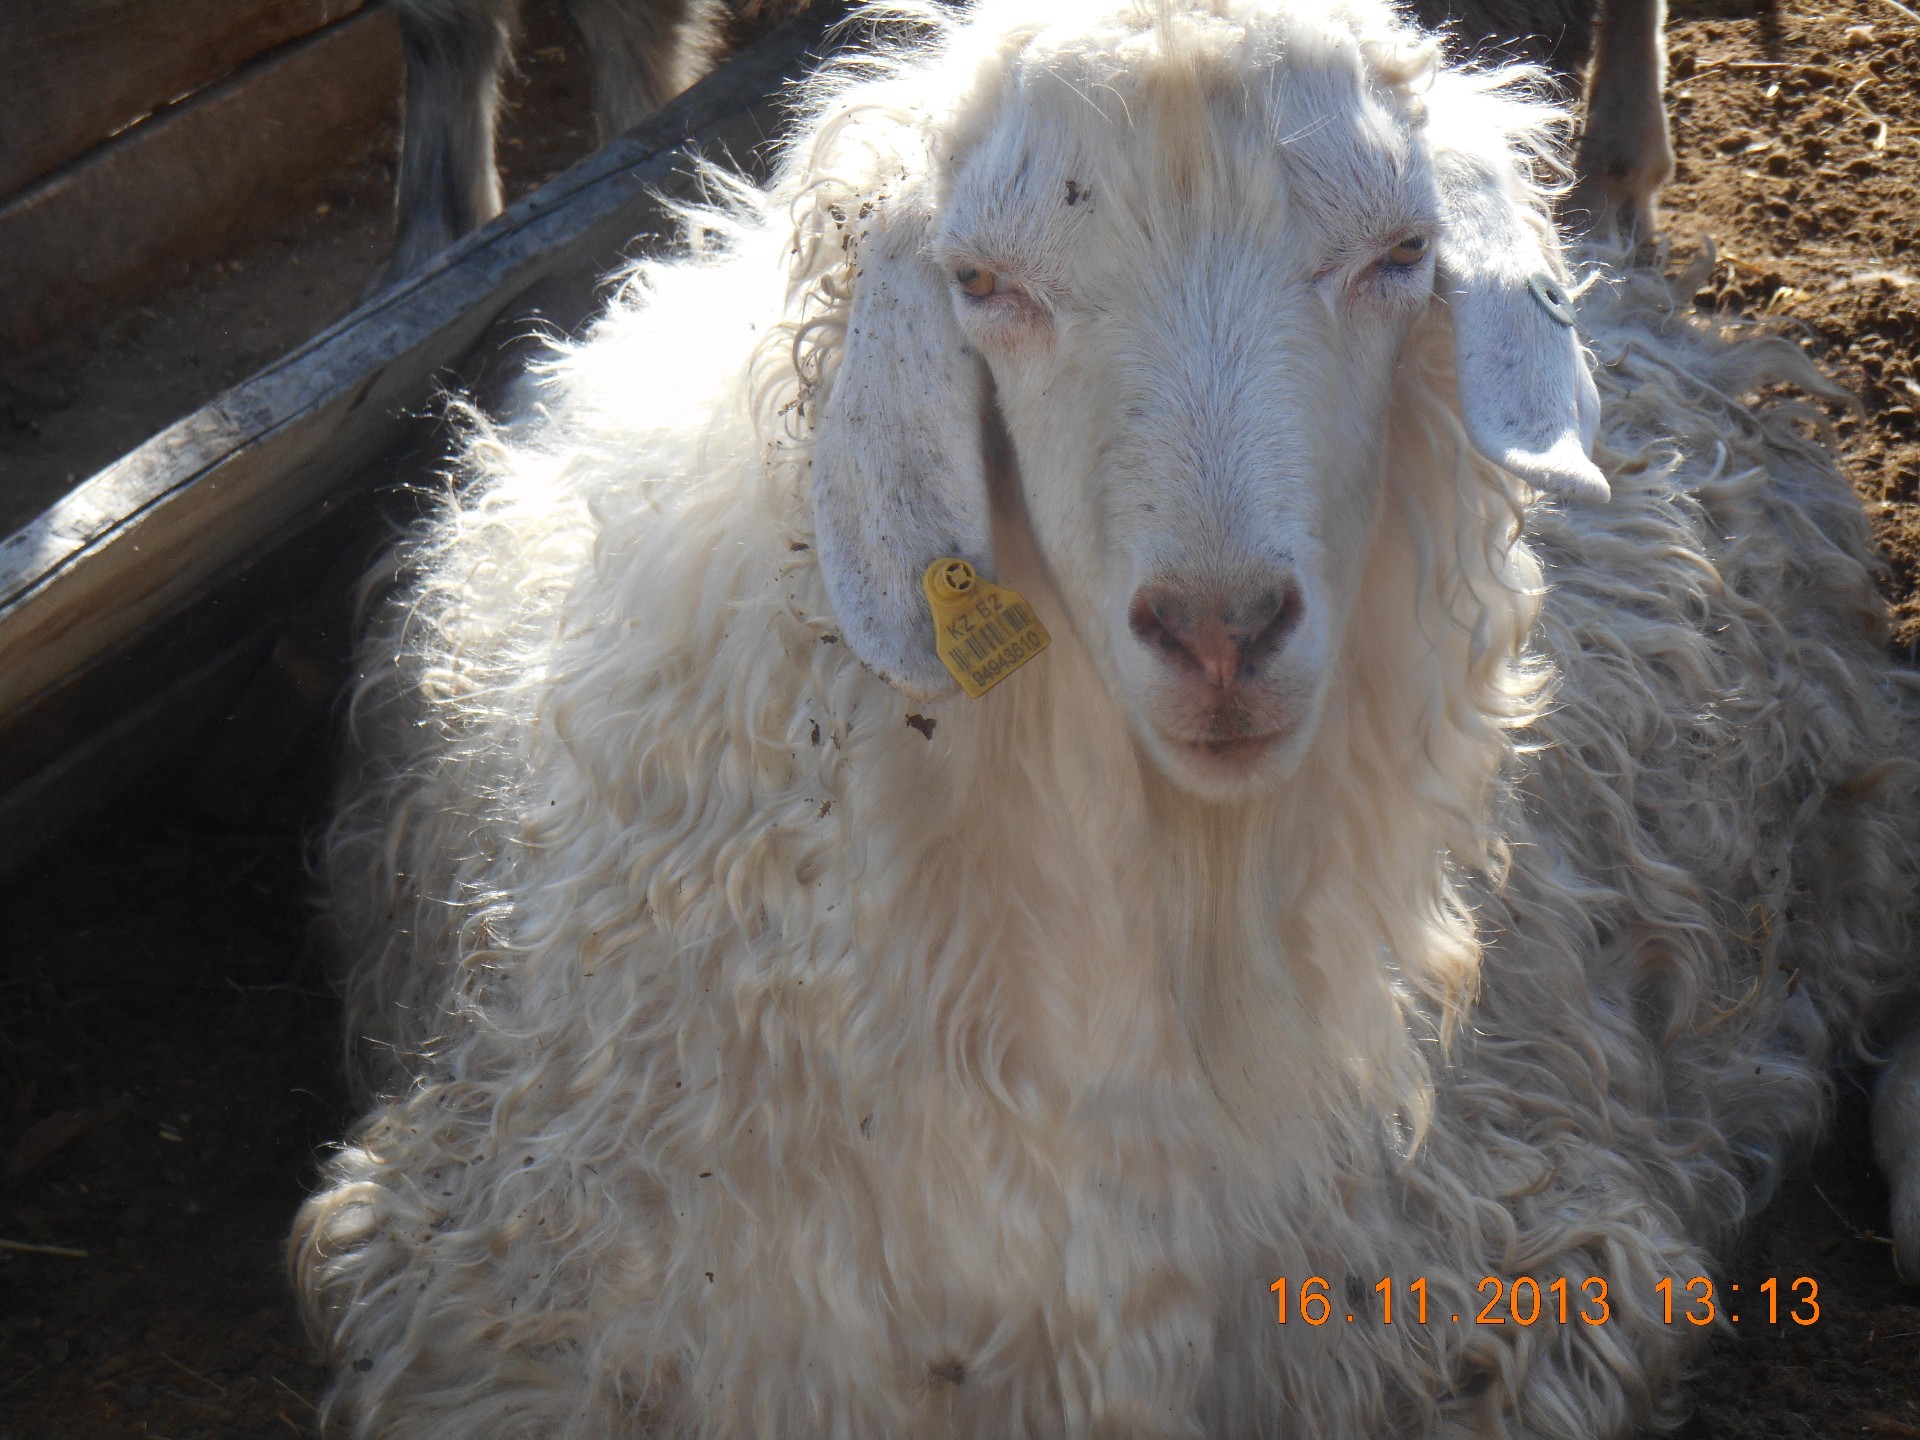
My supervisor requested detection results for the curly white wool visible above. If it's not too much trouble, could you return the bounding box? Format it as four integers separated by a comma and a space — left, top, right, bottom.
293, 1, 1920, 1436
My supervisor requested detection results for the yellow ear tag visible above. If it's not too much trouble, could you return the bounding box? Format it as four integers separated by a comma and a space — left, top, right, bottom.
922, 559, 1051, 698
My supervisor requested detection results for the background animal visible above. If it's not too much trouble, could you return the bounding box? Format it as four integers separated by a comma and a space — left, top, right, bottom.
1409, 0, 1673, 237
381, 0, 1672, 283
297, 0, 1920, 1434
383, 0, 781, 280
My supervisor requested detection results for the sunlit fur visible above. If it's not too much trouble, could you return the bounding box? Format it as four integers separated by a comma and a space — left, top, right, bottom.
293, 1, 1920, 1436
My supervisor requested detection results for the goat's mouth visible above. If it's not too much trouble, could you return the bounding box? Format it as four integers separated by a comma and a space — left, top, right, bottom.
1140, 716, 1303, 796
1138, 680, 1317, 789
1157, 693, 1295, 751
1180, 730, 1284, 761
1156, 707, 1298, 766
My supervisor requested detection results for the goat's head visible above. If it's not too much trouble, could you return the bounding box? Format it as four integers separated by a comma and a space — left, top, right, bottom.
806, 0, 1603, 799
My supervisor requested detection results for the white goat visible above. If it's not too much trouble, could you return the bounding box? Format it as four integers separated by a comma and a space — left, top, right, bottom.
296, 0, 1920, 1435
381, 0, 1671, 281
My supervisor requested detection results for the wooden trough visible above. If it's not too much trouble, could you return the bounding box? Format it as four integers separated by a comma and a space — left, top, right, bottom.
0, 0, 855, 875
0, 0, 399, 351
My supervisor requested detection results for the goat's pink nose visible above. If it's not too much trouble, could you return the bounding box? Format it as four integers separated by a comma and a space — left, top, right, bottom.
1128, 581, 1304, 686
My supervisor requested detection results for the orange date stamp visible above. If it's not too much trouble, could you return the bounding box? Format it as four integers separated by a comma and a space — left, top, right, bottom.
1268, 1275, 1822, 1327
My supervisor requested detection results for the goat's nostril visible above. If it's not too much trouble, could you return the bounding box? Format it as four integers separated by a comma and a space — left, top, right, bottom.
1131, 581, 1304, 685
1237, 586, 1304, 677
1129, 592, 1184, 653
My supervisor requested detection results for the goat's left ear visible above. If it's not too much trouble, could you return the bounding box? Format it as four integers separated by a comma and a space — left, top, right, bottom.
1434, 152, 1609, 503
810, 188, 993, 700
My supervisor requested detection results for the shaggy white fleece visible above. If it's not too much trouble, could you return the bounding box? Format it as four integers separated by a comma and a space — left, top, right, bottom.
293, 1, 1920, 1435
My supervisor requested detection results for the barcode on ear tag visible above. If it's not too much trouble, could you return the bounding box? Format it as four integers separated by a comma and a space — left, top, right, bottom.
922, 559, 1051, 698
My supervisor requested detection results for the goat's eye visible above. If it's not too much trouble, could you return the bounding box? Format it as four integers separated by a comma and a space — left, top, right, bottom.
1385, 234, 1430, 268
955, 266, 999, 298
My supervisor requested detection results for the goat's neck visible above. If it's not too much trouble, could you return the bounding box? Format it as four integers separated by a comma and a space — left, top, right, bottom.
947, 624, 1448, 1161
954, 403, 1526, 1142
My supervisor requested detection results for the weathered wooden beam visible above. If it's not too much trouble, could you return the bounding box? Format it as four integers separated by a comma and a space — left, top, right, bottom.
0, 485, 379, 799
0, 5, 402, 349
0, 607, 281, 878
0, 0, 853, 868
0, 490, 386, 873
0, 0, 370, 197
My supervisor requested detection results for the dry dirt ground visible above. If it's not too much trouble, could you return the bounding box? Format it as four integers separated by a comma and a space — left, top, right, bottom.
1663, 0, 1920, 650
3, 1, 1920, 1437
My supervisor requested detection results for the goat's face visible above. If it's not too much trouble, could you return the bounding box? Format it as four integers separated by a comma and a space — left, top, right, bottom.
941, 26, 1441, 792
809, 1, 1606, 799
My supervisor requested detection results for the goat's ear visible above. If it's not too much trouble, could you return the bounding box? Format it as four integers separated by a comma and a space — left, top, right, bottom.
811, 194, 992, 700
1434, 155, 1609, 503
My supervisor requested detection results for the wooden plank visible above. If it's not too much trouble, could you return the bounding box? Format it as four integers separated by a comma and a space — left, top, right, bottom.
0, 489, 379, 798
0, 0, 368, 197
0, 0, 850, 729
0, 5, 402, 349
0, 626, 278, 878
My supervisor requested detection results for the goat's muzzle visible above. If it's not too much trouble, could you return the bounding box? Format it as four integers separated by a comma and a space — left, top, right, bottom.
1128, 577, 1309, 761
